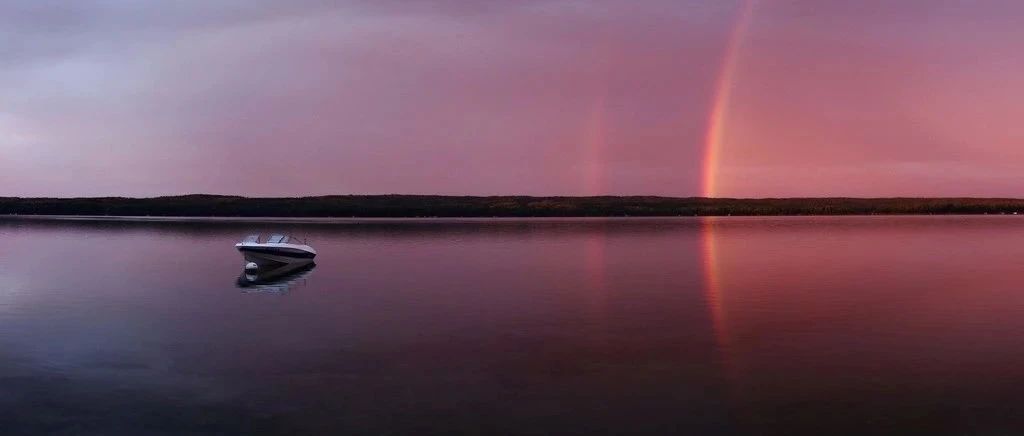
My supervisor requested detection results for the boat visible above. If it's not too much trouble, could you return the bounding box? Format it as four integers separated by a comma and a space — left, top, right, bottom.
235, 234, 317, 268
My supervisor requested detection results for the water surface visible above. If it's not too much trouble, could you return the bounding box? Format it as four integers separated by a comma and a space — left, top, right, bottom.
3, 216, 1024, 435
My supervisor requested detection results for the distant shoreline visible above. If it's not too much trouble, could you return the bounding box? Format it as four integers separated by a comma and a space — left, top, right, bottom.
5, 195, 1024, 218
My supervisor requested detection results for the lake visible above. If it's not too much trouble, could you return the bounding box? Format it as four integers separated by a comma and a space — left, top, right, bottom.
3, 216, 1024, 435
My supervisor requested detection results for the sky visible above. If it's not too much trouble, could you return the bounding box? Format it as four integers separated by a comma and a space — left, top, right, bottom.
3, 0, 1024, 198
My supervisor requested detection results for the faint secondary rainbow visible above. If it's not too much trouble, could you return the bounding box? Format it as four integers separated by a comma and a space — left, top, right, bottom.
702, 0, 757, 198
583, 87, 608, 195
582, 46, 611, 196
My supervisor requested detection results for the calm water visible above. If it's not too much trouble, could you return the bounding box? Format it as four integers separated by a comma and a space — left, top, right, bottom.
3, 216, 1024, 435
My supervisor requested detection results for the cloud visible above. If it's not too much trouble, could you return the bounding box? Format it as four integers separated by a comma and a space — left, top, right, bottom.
2, 0, 732, 196
6, 0, 1022, 197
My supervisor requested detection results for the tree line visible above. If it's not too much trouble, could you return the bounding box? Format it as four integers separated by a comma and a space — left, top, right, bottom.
3, 195, 1024, 217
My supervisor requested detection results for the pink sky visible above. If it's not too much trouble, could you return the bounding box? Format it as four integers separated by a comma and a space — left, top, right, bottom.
3, 0, 1024, 197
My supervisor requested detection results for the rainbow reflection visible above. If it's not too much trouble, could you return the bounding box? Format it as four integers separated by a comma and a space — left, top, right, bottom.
700, 217, 738, 390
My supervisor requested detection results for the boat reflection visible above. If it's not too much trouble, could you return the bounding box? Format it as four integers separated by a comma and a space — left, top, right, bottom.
236, 260, 316, 294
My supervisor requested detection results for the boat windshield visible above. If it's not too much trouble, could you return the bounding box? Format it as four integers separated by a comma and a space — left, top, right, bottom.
267, 234, 288, 244
242, 234, 261, 243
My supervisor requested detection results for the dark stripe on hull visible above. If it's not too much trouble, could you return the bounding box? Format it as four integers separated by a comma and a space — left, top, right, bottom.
237, 247, 316, 259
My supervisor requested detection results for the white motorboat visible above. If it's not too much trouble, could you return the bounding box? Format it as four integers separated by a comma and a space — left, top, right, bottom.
235, 234, 317, 268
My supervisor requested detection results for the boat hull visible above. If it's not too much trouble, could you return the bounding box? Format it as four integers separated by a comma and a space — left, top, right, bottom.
238, 247, 316, 268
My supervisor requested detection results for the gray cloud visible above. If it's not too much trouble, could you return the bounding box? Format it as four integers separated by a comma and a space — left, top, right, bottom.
2, 0, 730, 196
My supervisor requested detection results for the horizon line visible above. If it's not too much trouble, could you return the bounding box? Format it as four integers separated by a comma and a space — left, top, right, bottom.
10, 194, 1024, 201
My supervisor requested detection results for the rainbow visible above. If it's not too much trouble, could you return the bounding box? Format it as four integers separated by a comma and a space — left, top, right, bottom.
698, 2, 758, 390
582, 49, 611, 196
583, 88, 608, 195
702, 0, 757, 198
